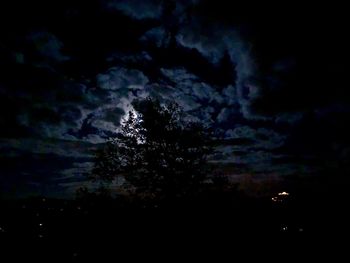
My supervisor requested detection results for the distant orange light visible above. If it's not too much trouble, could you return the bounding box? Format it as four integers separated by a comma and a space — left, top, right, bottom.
278, 191, 289, 196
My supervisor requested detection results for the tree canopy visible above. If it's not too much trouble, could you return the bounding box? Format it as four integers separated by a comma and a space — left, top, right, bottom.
91, 98, 213, 201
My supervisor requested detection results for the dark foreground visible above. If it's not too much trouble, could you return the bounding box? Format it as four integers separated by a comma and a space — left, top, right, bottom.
0, 191, 347, 261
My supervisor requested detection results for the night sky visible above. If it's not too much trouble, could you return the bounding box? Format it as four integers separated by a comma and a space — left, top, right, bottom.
1, 0, 349, 198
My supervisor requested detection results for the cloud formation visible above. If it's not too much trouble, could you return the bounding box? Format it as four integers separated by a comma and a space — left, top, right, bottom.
1, 0, 349, 197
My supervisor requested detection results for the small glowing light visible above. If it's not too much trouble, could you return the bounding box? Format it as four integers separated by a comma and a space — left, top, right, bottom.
77, 206, 81, 210
299, 228, 304, 232
281, 225, 288, 231
38, 234, 44, 238
278, 191, 290, 196
39, 223, 43, 227
271, 197, 278, 202
60, 208, 64, 212
42, 198, 46, 202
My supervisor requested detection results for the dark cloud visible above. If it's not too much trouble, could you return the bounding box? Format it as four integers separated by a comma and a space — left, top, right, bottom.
140, 27, 170, 47
27, 31, 70, 64
1, 0, 349, 197
0, 152, 87, 197
105, 0, 163, 20
97, 67, 149, 91
101, 107, 125, 123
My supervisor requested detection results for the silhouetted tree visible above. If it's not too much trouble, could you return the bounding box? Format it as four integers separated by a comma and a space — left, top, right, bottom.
91, 98, 212, 201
